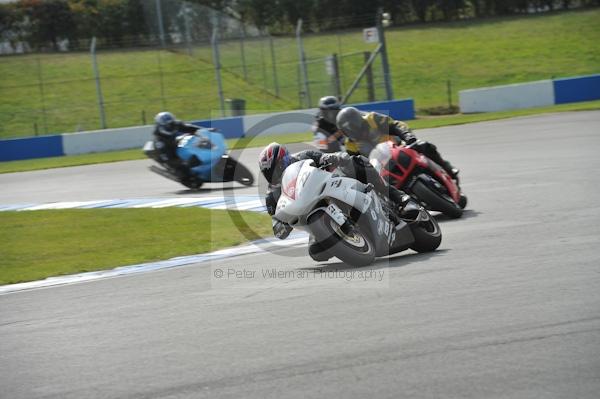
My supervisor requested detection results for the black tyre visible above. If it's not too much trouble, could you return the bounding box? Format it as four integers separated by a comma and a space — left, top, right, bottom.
181, 178, 203, 190
234, 162, 254, 186
307, 212, 375, 267
458, 194, 468, 209
222, 158, 254, 186
412, 180, 463, 219
410, 210, 442, 253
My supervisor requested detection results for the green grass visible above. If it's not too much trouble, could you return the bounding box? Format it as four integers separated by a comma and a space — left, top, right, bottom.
1, 100, 598, 174
0, 208, 272, 285
1, 8, 599, 138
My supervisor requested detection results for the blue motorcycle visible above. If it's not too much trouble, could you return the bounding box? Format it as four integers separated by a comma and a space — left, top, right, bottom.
143, 128, 254, 189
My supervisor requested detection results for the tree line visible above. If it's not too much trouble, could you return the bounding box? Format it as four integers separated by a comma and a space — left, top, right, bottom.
1, 0, 598, 52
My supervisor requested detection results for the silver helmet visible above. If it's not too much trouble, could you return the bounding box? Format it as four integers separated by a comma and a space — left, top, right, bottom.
336, 107, 369, 141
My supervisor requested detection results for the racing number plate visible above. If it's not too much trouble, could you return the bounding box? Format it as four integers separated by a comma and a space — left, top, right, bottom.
326, 203, 346, 226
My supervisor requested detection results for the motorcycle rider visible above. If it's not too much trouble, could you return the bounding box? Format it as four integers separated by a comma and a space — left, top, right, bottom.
312, 96, 345, 152
153, 111, 200, 179
258, 142, 414, 261
336, 107, 459, 179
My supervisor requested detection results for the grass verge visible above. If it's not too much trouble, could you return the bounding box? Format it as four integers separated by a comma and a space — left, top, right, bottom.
0, 208, 272, 285
1, 8, 599, 137
1, 101, 599, 174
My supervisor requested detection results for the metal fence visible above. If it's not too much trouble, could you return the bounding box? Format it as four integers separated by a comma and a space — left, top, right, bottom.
0, 1, 390, 138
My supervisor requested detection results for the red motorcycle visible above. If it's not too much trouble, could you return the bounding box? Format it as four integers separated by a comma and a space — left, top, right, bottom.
370, 141, 467, 218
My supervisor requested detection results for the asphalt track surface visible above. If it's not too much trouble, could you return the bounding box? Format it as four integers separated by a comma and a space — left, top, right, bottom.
1, 111, 600, 398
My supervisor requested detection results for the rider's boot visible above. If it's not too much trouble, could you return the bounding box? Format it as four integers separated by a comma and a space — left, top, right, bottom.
441, 160, 460, 181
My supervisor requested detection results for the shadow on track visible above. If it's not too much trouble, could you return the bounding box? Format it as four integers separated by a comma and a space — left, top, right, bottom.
173, 183, 255, 195
434, 209, 482, 223
298, 249, 450, 273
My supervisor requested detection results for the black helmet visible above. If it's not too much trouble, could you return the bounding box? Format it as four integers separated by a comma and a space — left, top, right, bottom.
155, 111, 177, 135
258, 142, 292, 185
318, 96, 341, 124
336, 107, 368, 141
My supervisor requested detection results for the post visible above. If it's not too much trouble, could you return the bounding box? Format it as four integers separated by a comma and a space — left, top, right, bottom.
211, 27, 226, 117
296, 19, 312, 108
36, 55, 48, 134
330, 54, 342, 98
337, 34, 345, 92
447, 79, 453, 108
342, 44, 382, 104
364, 51, 375, 102
156, 51, 167, 110
296, 64, 303, 108
269, 34, 280, 97
183, 2, 192, 56
90, 37, 107, 129
377, 8, 394, 100
240, 26, 248, 81
260, 34, 268, 93
155, 0, 166, 47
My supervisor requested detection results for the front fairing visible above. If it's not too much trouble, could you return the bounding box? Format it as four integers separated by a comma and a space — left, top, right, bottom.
274, 160, 414, 256
176, 129, 227, 179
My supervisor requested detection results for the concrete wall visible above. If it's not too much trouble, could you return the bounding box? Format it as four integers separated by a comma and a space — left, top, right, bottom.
242, 109, 318, 137
353, 98, 415, 120
0, 135, 63, 162
0, 98, 417, 161
192, 116, 244, 139
460, 80, 555, 113
241, 99, 415, 137
554, 74, 600, 104
459, 74, 600, 113
62, 125, 153, 156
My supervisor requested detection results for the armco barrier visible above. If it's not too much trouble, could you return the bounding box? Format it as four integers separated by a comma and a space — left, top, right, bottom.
0, 135, 63, 162
0, 99, 415, 161
554, 74, 600, 104
459, 74, 600, 113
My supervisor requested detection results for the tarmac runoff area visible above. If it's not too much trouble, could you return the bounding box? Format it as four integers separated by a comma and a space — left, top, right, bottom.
0, 111, 599, 398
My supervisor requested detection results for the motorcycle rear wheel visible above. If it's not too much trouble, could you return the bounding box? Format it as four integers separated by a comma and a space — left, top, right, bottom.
307, 211, 375, 267
233, 162, 254, 186
221, 158, 254, 186
412, 180, 463, 219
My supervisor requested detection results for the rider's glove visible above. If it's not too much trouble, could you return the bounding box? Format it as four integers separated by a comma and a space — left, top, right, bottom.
403, 133, 417, 145
265, 191, 278, 215
272, 219, 292, 239
320, 152, 352, 168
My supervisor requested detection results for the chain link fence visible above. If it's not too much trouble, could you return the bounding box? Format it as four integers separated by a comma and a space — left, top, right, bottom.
0, 1, 391, 139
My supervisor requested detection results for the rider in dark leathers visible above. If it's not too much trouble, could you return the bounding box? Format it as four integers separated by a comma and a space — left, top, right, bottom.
312, 96, 345, 152
152, 111, 200, 180
258, 142, 412, 261
337, 107, 459, 178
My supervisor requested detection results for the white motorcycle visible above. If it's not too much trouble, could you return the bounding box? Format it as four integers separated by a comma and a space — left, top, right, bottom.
274, 160, 442, 266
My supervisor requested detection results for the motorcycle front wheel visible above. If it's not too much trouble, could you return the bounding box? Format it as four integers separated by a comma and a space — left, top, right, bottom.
409, 210, 442, 253
307, 211, 375, 267
412, 180, 463, 219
